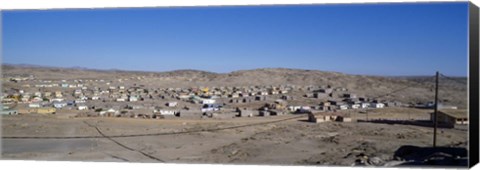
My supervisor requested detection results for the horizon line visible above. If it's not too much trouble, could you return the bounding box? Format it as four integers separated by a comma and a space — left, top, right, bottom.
1, 63, 467, 78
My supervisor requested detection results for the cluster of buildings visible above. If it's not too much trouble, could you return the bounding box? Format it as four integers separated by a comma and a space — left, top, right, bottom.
0, 73, 467, 129
1, 77, 295, 117
0, 76, 418, 122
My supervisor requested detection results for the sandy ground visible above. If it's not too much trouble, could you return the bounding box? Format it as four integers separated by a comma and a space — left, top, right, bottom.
0, 109, 468, 166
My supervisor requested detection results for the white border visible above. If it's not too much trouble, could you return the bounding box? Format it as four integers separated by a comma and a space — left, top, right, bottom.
0, 160, 452, 170
0, 0, 478, 170
0, 0, 474, 10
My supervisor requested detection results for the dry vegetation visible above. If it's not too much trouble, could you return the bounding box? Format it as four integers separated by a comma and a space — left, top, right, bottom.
1, 64, 468, 166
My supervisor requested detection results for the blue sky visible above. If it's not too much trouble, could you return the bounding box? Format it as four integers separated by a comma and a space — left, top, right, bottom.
2, 2, 469, 76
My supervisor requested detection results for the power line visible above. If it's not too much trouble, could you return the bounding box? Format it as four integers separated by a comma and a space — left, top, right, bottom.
439, 74, 467, 84
2, 115, 305, 139
83, 121, 165, 162
370, 85, 414, 100
369, 75, 436, 100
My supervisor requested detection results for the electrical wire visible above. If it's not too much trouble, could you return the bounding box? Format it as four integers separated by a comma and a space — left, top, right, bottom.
369, 75, 436, 100
439, 74, 467, 84
2, 115, 305, 139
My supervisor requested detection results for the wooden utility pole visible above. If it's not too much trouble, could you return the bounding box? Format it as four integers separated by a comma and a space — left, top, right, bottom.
433, 71, 439, 148
366, 109, 369, 121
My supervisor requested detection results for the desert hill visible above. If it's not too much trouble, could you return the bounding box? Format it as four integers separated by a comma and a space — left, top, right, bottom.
2, 64, 467, 108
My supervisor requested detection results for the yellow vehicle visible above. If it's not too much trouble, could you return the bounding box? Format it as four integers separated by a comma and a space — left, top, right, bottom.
37, 107, 56, 114
202, 87, 209, 93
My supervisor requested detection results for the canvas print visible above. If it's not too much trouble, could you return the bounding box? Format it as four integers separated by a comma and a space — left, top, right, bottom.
0, 2, 471, 167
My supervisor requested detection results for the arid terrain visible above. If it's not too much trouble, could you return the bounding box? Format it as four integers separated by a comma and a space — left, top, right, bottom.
1, 64, 469, 166
1, 110, 468, 166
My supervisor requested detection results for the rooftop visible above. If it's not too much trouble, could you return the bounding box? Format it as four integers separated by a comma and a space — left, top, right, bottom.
436, 109, 468, 119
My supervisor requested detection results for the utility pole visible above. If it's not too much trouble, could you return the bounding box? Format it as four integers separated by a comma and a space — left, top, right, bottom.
366, 109, 369, 121
433, 71, 439, 148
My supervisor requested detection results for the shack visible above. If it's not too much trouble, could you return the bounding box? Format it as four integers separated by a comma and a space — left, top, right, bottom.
178, 110, 202, 118
308, 112, 349, 123
237, 108, 254, 117
431, 109, 468, 128
259, 110, 270, 117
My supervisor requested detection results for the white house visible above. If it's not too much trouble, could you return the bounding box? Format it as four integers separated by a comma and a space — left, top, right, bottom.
166, 102, 178, 107
78, 105, 88, 110
338, 104, 349, 110
74, 89, 82, 95
129, 96, 138, 102
117, 98, 126, 102
370, 103, 385, 109
159, 110, 176, 116
300, 106, 311, 110
201, 104, 221, 113
100, 108, 120, 116
258, 91, 269, 96
21, 96, 30, 102
31, 97, 43, 103
34, 92, 42, 97
288, 106, 301, 112
75, 99, 86, 104
361, 103, 370, 109
350, 103, 361, 109
178, 94, 190, 99
107, 108, 118, 113
53, 102, 67, 108
201, 99, 215, 104
201, 107, 219, 113
297, 106, 312, 113
28, 103, 41, 108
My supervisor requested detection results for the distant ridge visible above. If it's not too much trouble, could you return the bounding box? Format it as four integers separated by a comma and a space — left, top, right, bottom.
3, 63, 345, 76
2, 63, 467, 109
3, 63, 107, 72
3, 63, 464, 78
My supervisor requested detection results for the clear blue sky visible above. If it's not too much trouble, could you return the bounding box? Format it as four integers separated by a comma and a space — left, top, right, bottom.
2, 2, 469, 76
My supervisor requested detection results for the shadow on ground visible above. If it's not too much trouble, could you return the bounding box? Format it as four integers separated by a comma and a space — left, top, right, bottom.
392, 145, 468, 167
357, 119, 455, 128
